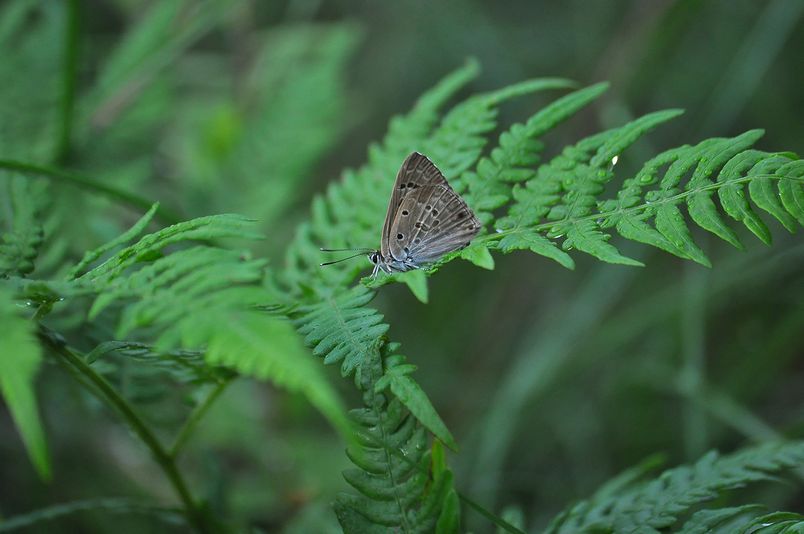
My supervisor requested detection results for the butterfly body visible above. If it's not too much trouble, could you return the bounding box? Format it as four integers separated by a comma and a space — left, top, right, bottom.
321, 152, 481, 277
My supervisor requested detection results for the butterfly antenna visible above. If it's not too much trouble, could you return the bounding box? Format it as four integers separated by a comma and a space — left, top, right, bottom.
320, 247, 374, 253
320, 251, 369, 267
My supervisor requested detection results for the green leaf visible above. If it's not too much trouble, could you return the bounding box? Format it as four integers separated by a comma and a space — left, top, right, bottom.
67, 202, 159, 279
197, 312, 351, 439
399, 269, 429, 303
676, 505, 766, 534
655, 204, 711, 267
498, 230, 575, 269
590, 109, 684, 167
433, 441, 460, 534
295, 286, 389, 378
687, 191, 743, 249
460, 243, 495, 270
562, 220, 643, 266
776, 161, 804, 224
0, 175, 45, 277
546, 441, 804, 533
0, 287, 49, 480
376, 363, 458, 451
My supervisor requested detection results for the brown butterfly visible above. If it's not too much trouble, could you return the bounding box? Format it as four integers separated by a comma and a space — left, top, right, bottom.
322, 152, 481, 277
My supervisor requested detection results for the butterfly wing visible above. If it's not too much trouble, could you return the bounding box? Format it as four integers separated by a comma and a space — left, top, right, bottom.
381, 152, 450, 258
392, 184, 481, 263
388, 169, 481, 264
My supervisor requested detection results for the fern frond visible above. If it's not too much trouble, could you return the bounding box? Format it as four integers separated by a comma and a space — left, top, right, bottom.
84, 341, 225, 387
76, 213, 261, 284
333, 341, 457, 533
0, 0, 62, 160
741, 512, 804, 533
462, 82, 609, 223
492, 113, 803, 267
281, 67, 586, 531
675, 505, 774, 534
545, 441, 804, 534
67, 202, 159, 279
293, 286, 389, 379
428, 78, 576, 188
0, 175, 45, 277
0, 286, 49, 479
61, 212, 350, 436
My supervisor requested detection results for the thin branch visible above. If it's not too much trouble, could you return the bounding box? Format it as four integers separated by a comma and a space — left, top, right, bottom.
169, 377, 232, 458
0, 497, 183, 532
37, 327, 212, 533
54, 0, 80, 164
0, 159, 181, 225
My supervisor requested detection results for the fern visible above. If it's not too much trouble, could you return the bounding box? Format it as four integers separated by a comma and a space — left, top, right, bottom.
545, 441, 804, 533
279, 63, 581, 531
0, 0, 62, 160
0, 286, 49, 480
0, 174, 45, 277
676, 506, 804, 534
281, 61, 803, 532
10, 208, 351, 439
461, 82, 610, 224
294, 286, 389, 378
489, 113, 803, 268
83, 212, 349, 434
333, 341, 459, 533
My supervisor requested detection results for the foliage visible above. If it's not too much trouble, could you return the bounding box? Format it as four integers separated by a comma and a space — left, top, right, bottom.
0, 1, 802, 533
546, 441, 804, 533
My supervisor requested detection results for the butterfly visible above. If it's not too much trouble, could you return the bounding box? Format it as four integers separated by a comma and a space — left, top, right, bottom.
321, 152, 482, 277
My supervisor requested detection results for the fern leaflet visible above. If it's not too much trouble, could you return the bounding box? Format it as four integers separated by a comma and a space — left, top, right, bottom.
545, 441, 804, 533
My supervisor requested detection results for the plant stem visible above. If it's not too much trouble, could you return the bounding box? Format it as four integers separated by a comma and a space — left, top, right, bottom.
55, 0, 80, 165
38, 328, 211, 533
170, 378, 232, 458
0, 159, 181, 225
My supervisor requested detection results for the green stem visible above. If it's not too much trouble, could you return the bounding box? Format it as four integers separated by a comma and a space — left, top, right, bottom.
38, 328, 210, 533
0, 497, 183, 532
680, 263, 708, 459
55, 0, 80, 164
170, 378, 232, 458
0, 159, 180, 225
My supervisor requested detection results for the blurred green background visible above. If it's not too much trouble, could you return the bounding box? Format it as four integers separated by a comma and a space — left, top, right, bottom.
1, 0, 803, 532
